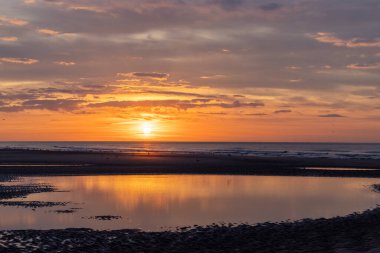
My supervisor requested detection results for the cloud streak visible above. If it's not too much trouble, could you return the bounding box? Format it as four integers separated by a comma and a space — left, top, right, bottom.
0, 58, 38, 65
0, 37, 18, 42
89, 99, 264, 110
54, 61, 76, 66
318, 114, 344, 118
118, 72, 170, 80
0, 16, 28, 26
309, 33, 380, 48
37, 28, 61, 36
274, 110, 292, 114
347, 63, 380, 70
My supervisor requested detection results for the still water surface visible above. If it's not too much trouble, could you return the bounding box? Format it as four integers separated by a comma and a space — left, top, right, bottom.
1, 175, 380, 231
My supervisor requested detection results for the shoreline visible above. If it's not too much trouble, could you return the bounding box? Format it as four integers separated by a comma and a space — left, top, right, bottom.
0, 149, 380, 177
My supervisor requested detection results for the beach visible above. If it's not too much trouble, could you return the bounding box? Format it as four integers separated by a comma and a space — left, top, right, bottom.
1, 149, 380, 252
3, 208, 380, 253
1, 149, 380, 177
3, 216, 380, 252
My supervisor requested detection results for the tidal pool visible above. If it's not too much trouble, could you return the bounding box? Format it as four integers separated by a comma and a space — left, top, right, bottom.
1, 175, 380, 231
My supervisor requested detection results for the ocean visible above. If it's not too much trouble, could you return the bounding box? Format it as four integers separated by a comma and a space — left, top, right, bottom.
1, 142, 380, 160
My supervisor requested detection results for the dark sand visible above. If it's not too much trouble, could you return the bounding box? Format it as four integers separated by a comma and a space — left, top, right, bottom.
1, 208, 380, 252
1, 149, 380, 252
0, 149, 380, 177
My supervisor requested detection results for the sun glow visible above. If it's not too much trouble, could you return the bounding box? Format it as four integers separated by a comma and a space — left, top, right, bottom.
141, 122, 153, 136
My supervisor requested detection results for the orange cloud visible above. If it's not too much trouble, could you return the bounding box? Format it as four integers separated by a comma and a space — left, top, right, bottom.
347, 63, 380, 70
0, 16, 28, 26
54, 61, 76, 66
37, 28, 61, 36
118, 72, 170, 80
0, 57, 38, 65
309, 32, 380, 48
200, 75, 226, 79
0, 37, 18, 42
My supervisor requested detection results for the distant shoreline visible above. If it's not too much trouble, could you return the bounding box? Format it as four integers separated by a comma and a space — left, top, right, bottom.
2, 141, 380, 161
0, 149, 380, 177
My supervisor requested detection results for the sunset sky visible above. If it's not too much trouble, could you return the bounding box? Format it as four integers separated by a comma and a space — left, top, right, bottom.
1, 0, 380, 142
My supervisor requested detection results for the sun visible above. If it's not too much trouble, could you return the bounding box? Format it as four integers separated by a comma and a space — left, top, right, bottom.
141, 122, 153, 136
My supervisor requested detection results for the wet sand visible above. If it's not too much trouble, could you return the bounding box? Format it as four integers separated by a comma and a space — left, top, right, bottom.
1, 149, 380, 252
1, 208, 380, 252
0, 149, 380, 177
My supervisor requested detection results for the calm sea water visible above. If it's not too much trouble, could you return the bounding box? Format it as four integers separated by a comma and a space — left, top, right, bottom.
1, 142, 380, 159
1, 175, 380, 230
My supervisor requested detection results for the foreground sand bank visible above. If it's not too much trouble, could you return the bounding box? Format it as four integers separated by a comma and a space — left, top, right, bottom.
0, 149, 380, 177
1, 207, 380, 252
